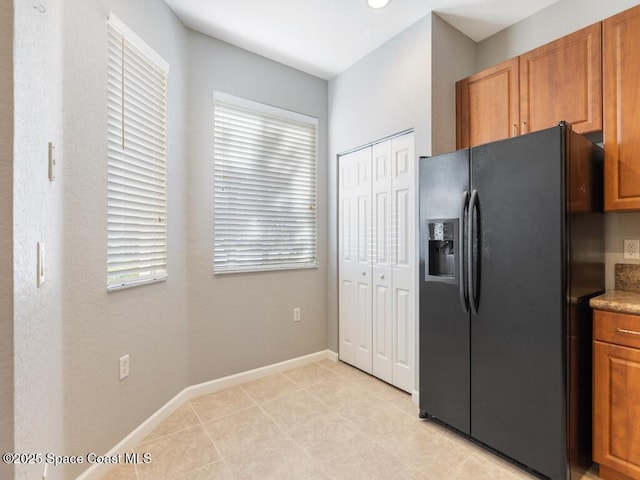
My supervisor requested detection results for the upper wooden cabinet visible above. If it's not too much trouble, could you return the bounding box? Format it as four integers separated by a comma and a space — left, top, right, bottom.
456, 23, 602, 149
456, 58, 519, 149
604, 5, 640, 211
520, 23, 602, 136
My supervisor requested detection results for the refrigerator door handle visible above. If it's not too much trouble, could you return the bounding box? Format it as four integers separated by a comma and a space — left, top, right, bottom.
459, 191, 470, 313
468, 189, 479, 314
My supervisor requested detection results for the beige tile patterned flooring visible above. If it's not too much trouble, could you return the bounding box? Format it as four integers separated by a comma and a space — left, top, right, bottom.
99, 360, 604, 480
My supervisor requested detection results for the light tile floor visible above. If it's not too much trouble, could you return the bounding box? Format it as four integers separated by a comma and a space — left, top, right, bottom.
99, 360, 604, 480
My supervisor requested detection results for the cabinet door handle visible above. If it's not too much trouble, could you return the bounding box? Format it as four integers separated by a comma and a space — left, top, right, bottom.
379, 274, 385, 280
361, 271, 366, 276
513, 124, 517, 137
617, 328, 640, 336
522, 121, 527, 134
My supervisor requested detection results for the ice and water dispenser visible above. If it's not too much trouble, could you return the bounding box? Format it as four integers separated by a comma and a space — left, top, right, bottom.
426, 220, 458, 284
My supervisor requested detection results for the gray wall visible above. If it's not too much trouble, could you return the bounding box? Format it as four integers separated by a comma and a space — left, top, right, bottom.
13, 1, 330, 477
15, 0, 190, 478
13, 0, 640, 477
0, 0, 14, 478
475, 0, 640, 290
477, 0, 640, 70
185, 30, 329, 385
62, 0, 189, 477
327, 14, 475, 359
431, 14, 476, 155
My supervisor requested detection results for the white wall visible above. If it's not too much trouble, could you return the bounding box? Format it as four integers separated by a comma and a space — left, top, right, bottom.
13, 1, 65, 478
185, 30, 329, 385
476, 0, 640, 290
0, 0, 14, 478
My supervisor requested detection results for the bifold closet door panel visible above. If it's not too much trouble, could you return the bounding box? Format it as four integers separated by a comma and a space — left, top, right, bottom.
339, 132, 415, 391
338, 147, 373, 374
372, 141, 393, 383
390, 134, 415, 393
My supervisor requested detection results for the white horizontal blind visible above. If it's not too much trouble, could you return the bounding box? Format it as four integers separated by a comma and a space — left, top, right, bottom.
107, 15, 169, 290
214, 93, 318, 274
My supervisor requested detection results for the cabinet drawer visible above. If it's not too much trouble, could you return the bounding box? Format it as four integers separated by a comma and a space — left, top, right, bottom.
594, 309, 640, 349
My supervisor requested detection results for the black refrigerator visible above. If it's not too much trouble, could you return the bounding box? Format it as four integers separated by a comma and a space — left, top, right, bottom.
418, 123, 604, 480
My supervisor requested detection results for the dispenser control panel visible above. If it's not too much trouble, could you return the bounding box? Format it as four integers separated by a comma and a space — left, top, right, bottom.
426, 219, 457, 283
429, 222, 454, 242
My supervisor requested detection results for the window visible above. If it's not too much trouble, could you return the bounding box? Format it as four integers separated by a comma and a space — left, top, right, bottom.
107, 14, 169, 290
213, 92, 318, 274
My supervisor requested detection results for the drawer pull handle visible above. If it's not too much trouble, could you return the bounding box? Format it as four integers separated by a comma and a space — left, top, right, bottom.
617, 328, 640, 336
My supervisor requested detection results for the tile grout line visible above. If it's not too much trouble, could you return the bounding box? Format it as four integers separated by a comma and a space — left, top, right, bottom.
246, 369, 344, 480
129, 362, 425, 480
254, 401, 338, 480
134, 453, 139, 480
188, 400, 225, 464
98, 361, 366, 480
105, 359, 564, 480
159, 400, 242, 480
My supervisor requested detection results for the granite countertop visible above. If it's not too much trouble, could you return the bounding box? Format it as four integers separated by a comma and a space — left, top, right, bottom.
589, 264, 640, 315
590, 290, 640, 316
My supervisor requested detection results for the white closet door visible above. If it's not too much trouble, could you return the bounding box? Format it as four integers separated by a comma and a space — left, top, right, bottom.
338, 132, 415, 391
371, 140, 393, 383
390, 133, 415, 393
338, 148, 373, 373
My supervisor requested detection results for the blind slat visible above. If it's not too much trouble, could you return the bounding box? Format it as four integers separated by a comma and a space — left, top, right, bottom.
107, 17, 168, 289
214, 94, 318, 274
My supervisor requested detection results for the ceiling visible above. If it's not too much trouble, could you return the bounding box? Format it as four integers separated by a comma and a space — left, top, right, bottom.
163, 0, 561, 80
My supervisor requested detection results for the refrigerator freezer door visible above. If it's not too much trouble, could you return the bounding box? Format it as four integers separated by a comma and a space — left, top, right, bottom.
470, 127, 567, 479
419, 150, 471, 434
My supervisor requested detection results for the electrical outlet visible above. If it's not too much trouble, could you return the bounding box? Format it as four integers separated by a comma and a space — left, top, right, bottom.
623, 239, 640, 260
119, 354, 130, 380
293, 308, 301, 322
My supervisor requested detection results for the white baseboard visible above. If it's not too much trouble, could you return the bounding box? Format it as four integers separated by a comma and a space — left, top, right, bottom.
76, 350, 334, 480
326, 350, 339, 363
412, 390, 419, 405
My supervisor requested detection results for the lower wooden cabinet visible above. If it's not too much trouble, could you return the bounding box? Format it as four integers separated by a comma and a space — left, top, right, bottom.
593, 310, 640, 480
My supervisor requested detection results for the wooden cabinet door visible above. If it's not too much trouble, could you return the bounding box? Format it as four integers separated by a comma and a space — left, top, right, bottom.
456, 58, 519, 149
593, 340, 640, 479
519, 23, 602, 136
604, 5, 640, 211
